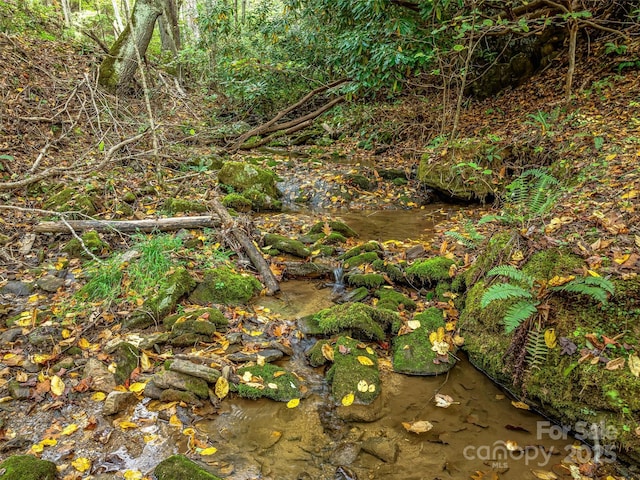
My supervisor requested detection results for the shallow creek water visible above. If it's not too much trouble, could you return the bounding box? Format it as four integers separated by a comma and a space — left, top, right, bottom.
192, 208, 587, 480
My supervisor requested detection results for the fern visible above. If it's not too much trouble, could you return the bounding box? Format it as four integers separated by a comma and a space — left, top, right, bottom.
504, 299, 539, 333
505, 168, 559, 220
550, 276, 613, 304
487, 265, 535, 288
481, 283, 533, 308
444, 231, 477, 248
526, 328, 548, 369
478, 214, 509, 225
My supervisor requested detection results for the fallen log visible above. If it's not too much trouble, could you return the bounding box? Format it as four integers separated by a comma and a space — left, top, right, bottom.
209, 197, 280, 296
34, 215, 221, 233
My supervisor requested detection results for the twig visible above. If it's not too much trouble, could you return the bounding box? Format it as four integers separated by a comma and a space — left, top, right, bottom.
59, 216, 104, 263
29, 140, 51, 174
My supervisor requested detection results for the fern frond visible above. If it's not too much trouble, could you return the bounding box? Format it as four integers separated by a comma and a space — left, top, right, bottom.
481, 283, 533, 308
551, 281, 611, 304
444, 231, 477, 249
526, 328, 548, 369
504, 299, 539, 333
505, 168, 559, 219
581, 276, 615, 295
478, 214, 510, 225
487, 265, 535, 287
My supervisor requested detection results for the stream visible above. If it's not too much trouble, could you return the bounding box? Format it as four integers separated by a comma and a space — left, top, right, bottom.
191, 207, 584, 480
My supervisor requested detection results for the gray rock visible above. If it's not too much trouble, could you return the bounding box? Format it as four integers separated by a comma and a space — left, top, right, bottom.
8, 380, 30, 399
143, 380, 164, 400
102, 391, 137, 416
36, 275, 65, 292
226, 349, 283, 363
361, 437, 398, 463
83, 358, 116, 392
336, 395, 385, 423
0, 328, 23, 343
28, 326, 61, 347
0, 281, 35, 296
168, 359, 221, 383
329, 442, 361, 466
152, 370, 209, 398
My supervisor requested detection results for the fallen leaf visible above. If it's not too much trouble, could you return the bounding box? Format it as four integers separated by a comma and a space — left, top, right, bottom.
605, 357, 625, 371
548, 275, 575, 287
91, 392, 106, 402
402, 420, 433, 434
434, 393, 459, 408
118, 420, 138, 430
128, 382, 147, 393
124, 470, 143, 480
214, 376, 229, 400
629, 353, 640, 377
357, 356, 374, 366
199, 446, 218, 455
51, 375, 65, 396
531, 469, 558, 479
544, 329, 557, 349
357, 380, 369, 392
286, 398, 300, 408
61, 424, 78, 436
341, 393, 355, 406
407, 320, 421, 330
71, 457, 91, 472
511, 401, 530, 410
321, 343, 334, 361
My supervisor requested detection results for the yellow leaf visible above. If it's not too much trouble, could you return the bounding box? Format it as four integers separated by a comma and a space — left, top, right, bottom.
621, 189, 638, 200
72, 457, 92, 472
51, 375, 65, 396
199, 446, 218, 455
357, 380, 369, 392
407, 320, 421, 330
140, 351, 152, 371
129, 382, 147, 393
286, 398, 300, 409
531, 469, 558, 479
41, 438, 57, 447
635, 235, 640, 248
587, 270, 600, 277
445, 321, 456, 332
91, 392, 106, 402
118, 420, 138, 430
614, 253, 630, 265
511, 401, 530, 410
365, 346, 374, 355
357, 356, 374, 366
61, 329, 72, 339
605, 153, 617, 161
77, 337, 92, 350
143, 434, 159, 443
32, 353, 54, 364
182, 427, 196, 437
629, 353, 640, 377
215, 376, 229, 400
124, 470, 143, 480
548, 275, 575, 287
273, 371, 287, 378
61, 424, 79, 436
341, 392, 355, 406
321, 343, 334, 361
429, 331, 437, 344
511, 250, 524, 261
544, 329, 557, 349
169, 414, 183, 428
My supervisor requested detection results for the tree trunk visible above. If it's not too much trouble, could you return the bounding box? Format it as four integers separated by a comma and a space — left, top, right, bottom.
61, 0, 72, 27
98, 0, 163, 91
112, 0, 125, 33
158, 0, 182, 80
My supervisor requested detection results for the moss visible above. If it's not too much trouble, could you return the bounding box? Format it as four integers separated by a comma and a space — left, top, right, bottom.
320, 232, 347, 245
308, 221, 358, 238
222, 193, 252, 212
521, 248, 584, 280
371, 259, 405, 283
122, 191, 137, 203
314, 302, 397, 341
326, 336, 380, 405
63, 230, 108, 258
43, 187, 97, 216
374, 288, 416, 311
112, 342, 140, 385
307, 339, 332, 367
464, 231, 518, 285
393, 308, 455, 375
154, 455, 222, 480
217, 161, 280, 198
243, 187, 282, 211
163, 198, 208, 214
343, 286, 369, 303
170, 318, 218, 346
163, 308, 228, 329
236, 364, 300, 402
347, 273, 386, 289
340, 242, 381, 260
405, 256, 454, 285
435, 281, 452, 301
263, 234, 310, 258
345, 173, 373, 191
189, 267, 261, 305
0, 455, 57, 480
343, 252, 380, 269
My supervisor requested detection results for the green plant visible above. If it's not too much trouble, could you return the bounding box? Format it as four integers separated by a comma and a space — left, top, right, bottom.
444, 222, 485, 249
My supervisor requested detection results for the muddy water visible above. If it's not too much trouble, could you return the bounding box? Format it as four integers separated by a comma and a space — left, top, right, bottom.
192, 210, 586, 480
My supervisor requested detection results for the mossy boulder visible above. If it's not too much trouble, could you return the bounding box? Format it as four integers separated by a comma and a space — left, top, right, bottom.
318, 232, 347, 245
343, 252, 380, 269
308, 221, 357, 238
405, 256, 454, 285
460, 246, 640, 463
111, 342, 140, 385
418, 137, 509, 202
124, 267, 196, 329
307, 339, 332, 367
374, 288, 417, 311
347, 273, 386, 289
163, 308, 228, 329
170, 317, 218, 346
236, 363, 301, 402
393, 308, 455, 375
63, 230, 109, 258
163, 197, 208, 214
222, 193, 252, 213
340, 242, 382, 260
189, 267, 262, 305
243, 187, 282, 211
152, 369, 210, 399
371, 259, 405, 283
217, 161, 280, 199
43, 187, 98, 216
0, 455, 57, 480
326, 336, 380, 405
154, 455, 222, 480
263, 234, 310, 258
313, 302, 398, 341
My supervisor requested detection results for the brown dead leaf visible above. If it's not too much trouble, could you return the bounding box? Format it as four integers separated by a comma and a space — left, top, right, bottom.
531, 469, 558, 479
511, 401, 530, 410
402, 420, 433, 434
605, 357, 625, 371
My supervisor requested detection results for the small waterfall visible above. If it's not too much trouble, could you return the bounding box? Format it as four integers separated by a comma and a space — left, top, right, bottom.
332, 266, 345, 294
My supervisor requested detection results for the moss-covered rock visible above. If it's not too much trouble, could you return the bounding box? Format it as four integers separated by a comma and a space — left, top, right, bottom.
63, 230, 109, 258
343, 252, 380, 269
124, 267, 196, 329
163, 308, 228, 329
318, 232, 347, 245
464, 231, 518, 285
111, 342, 140, 385
163, 198, 208, 214
374, 288, 417, 311
170, 317, 218, 346
152, 369, 210, 399
263, 234, 310, 258
217, 161, 280, 199
326, 336, 380, 405
308, 221, 357, 238
307, 339, 332, 367
340, 242, 381, 260
154, 455, 222, 480
313, 303, 398, 341
393, 308, 455, 375
236, 364, 301, 402
43, 187, 98, 216
222, 193, 252, 212
345, 173, 373, 191
347, 273, 386, 289
0, 455, 57, 480
405, 256, 454, 285
371, 259, 405, 283
243, 187, 282, 211
189, 267, 261, 305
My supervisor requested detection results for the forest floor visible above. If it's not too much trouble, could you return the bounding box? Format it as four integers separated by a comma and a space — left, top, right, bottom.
0, 31, 639, 480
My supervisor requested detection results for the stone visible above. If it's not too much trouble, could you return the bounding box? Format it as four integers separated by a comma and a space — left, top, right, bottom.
0, 281, 35, 297
8, 380, 30, 400
263, 234, 310, 258
0, 328, 23, 343
189, 267, 261, 306
154, 454, 222, 480
168, 359, 221, 384
329, 442, 361, 466
151, 370, 209, 399
336, 395, 385, 423
217, 161, 280, 199
226, 349, 283, 363
143, 380, 164, 400
63, 230, 108, 258
83, 358, 116, 393
111, 342, 140, 385
236, 364, 300, 402
327, 337, 380, 406
0, 455, 57, 480
159, 389, 203, 406
361, 437, 398, 463
28, 326, 61, 347
102, 391, 137, 416
35, 275, 65, 293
